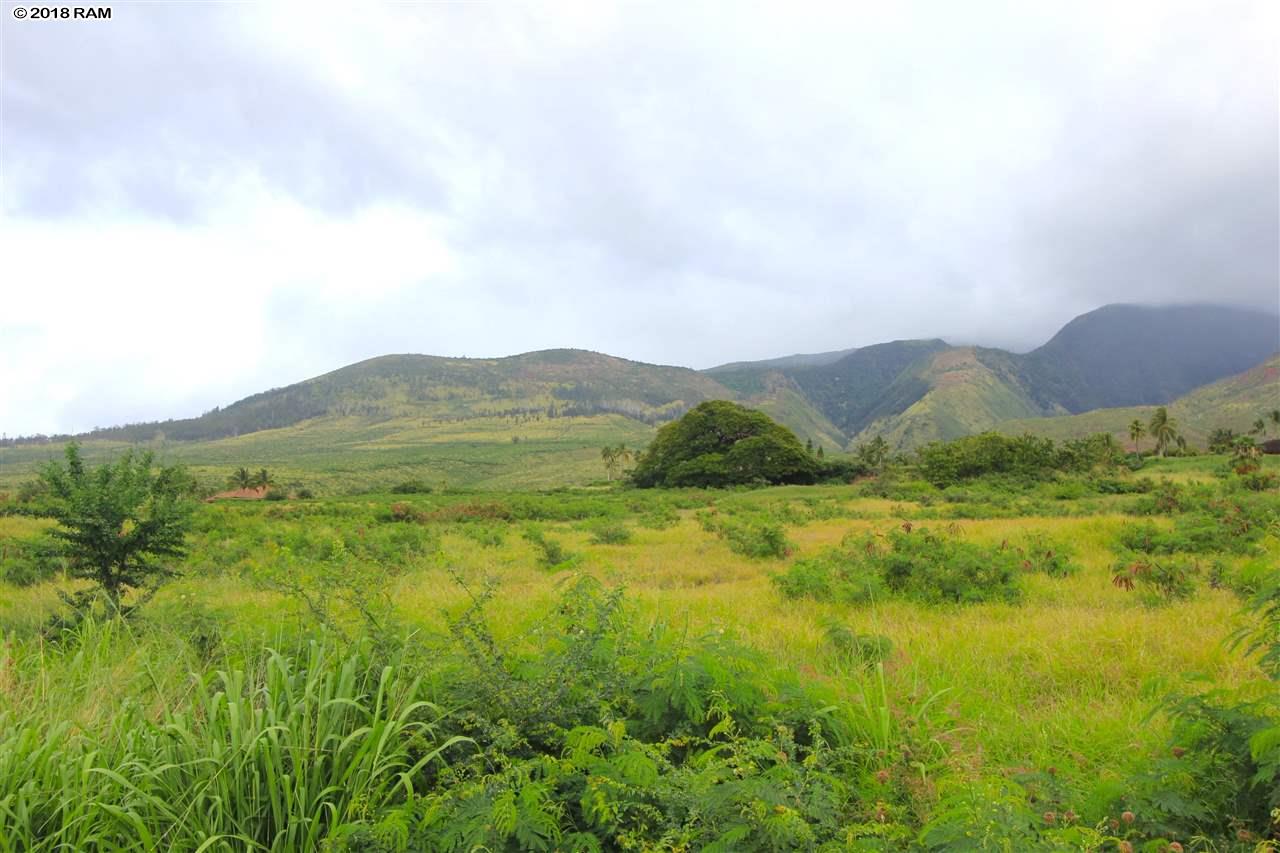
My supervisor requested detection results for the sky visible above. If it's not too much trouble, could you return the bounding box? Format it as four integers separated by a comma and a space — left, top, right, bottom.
1, 0, 1277, 436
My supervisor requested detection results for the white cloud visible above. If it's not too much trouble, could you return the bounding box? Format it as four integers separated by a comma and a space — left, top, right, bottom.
0, 0, 1275, 434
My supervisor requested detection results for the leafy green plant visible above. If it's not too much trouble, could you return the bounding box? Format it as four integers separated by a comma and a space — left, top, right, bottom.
37, 442, 193, 614
1111, 553, 1200, 603
390, 479, 433, 494
1009, 531, 1080, 578
586, 520, 632, 545
521, 525, 579, 570
775, 526, 1022, 606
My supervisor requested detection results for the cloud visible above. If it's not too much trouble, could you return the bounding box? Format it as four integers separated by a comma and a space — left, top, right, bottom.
1, 0, 1276, 434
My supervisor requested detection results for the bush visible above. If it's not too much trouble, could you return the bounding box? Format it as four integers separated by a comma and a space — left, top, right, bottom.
822, 623, 894, 667
460, 524, 506, 547
775, 526, 1022, 606
409, 576, 881, 852
522, 525, 578, 569
263, 487, 288, 501
0, 536, 65, 587
773, 550, 887, 604
916, 432, 1061, 488
1117, 500, 1269, 556
1111, 553, 1201, 603
1009, 532, 1080, 578
701, 515, 791, 559
636, 504, 680, 530
389, 480, 433, 494
587, 521, 632, 545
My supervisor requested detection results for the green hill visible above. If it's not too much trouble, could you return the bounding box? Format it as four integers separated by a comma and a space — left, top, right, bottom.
3, 303, 1274, 488
853, 347, 1062, 447
0, 350, 845, 492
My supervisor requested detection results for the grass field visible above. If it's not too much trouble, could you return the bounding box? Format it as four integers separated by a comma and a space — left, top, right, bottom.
0, 413, 656, 494
0, 454, 1276, 850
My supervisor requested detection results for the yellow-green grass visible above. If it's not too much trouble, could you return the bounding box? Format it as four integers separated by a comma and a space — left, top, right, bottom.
2, 487, 1267, 808
0, 413, 657, 494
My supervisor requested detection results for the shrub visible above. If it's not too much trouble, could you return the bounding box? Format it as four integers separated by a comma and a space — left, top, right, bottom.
822, 623, 894, 667
1111, 554, 1201, 603
775, 526, 1022, 606
390, 480, 433, 494
587, 521, 632, 545
636, 504, 680, 530
264, 487, 288, 501
773, 551, 887, 604
916, 432, 1061, 488
460, 524, 506, 547
522, 525, 579, 569
411, 576, 880, 852
1009, 532, 1081, 578
701, 515, 791, 559
875, 527, 1022, 605
0, 535, 65, 587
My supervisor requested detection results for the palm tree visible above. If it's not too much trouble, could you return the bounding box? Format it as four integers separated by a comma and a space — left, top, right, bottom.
1149, 408, 1179, 457
1252, 418, 1266, 436
253, 469, 273, 489
601, 445, 621, 481
229, 467, 252, 489
1270, 409, 1280, 431
1128, 420, 1146, 453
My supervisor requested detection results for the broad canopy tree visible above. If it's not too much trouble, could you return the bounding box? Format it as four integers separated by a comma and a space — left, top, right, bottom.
630, 401, 819, 488
39, 442, 193, 610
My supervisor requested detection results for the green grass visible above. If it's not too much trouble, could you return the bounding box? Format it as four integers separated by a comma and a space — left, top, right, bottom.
0, 413, 657, 495
0, 463, 1276, 849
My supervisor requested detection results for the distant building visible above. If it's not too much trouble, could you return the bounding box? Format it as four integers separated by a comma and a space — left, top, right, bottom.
1262, 439, 1280, 455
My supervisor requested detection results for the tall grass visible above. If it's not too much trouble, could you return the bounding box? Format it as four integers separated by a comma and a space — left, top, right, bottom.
0, 624, 466, 851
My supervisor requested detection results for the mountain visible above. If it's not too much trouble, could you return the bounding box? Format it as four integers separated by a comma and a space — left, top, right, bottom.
80, 350, 741, 442
1000, 354, 1280, 447
852, 347, 1062, 447
732, 304, 1277, 448
705, 346, 859, 375
1017, 303, 1278, 412
7, 303, 1275, 479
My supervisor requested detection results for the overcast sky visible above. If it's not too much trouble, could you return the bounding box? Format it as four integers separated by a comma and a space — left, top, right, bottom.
1, 0, 1277, 435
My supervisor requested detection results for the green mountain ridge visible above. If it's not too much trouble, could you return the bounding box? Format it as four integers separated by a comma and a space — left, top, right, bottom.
5, 304, 1276, 481
1000, 354, 1280, 447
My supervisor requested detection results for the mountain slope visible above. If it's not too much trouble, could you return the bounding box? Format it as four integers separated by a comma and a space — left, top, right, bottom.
700, 305, 1277, 450
783, 340, 953, 436
1000, 354, 1280, 446
84, 350, 740, 442
853, 347, 1062, 447
10, 302, 1275, 463
1018, 303, 1278, 412
705, 346, 859, 376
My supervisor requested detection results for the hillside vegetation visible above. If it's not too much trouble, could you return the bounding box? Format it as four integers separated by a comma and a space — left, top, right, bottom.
3, 304, 1276, 474
2, 439, 1276, 850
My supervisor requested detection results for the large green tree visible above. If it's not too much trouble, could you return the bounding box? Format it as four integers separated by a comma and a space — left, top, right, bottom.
630, 401, 818, 488
39, 443, 193, 610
